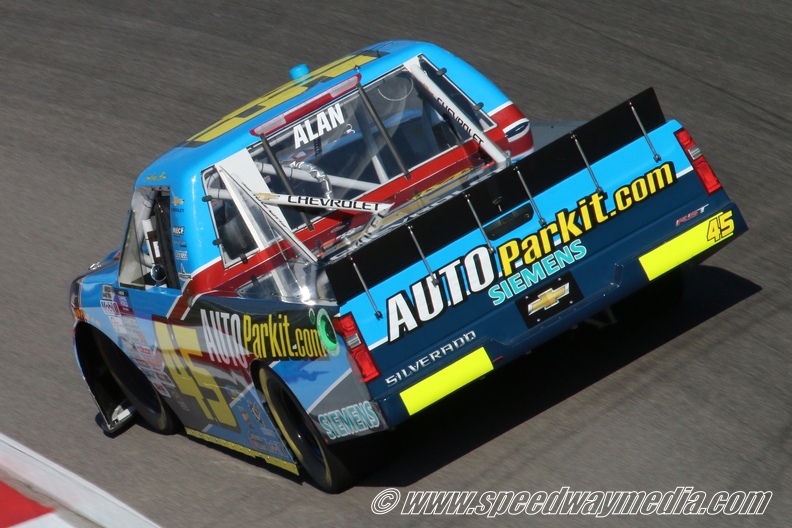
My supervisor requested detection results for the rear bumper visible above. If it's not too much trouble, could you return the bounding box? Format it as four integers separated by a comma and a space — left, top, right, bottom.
373, 199, 747, 428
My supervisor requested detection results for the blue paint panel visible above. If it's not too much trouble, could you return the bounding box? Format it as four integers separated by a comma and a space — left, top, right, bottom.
345, 120, 694, 346
272, 344, 351, 410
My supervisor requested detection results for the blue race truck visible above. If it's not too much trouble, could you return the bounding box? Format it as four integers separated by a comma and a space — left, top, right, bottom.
71, 41, 746, 493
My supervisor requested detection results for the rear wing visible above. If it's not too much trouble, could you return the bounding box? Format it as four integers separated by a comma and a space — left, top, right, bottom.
324, 88, 666, 306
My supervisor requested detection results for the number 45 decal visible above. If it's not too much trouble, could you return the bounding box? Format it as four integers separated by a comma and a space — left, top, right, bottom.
707, 210, 735, 243
153, 321, 239, 429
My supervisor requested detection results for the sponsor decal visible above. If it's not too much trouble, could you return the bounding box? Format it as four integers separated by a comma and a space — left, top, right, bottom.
676, 204, 709, 227
102, 284, 113, 300
174, 239, 187, 247
175, 250, 188, 260
239, 311, 330, 360
387, 247, 496, 342
113, 289, 133, 315
155, 372, 174, 386
132, 357, 150, 369
385, 162, 678, 343
172, 226, 185, 236
255, 192, 392, 213
293, 103, 345, 148
497, 162, 677, 279
247, 400, 265, 425
528, 284, 569, 315
144, 172, 166, 182
516, 274, 584, 328
100, 300, 119, 317
151, 381, 171, 397
108, 316, 126, 335
248, 433, 268, 452
267, 439, 288, 457
435, 96, 485, 145
240, 410, 254, 429
134, 343, 155, 357
488, 240, 586, 306
317, 401, 381, 440
126, 329, 147, 344
172, 195, 184, 207
386, 331, 476, 386
200, 309, 251, 368
178, 263, 191, 282
122, 315, 139, 329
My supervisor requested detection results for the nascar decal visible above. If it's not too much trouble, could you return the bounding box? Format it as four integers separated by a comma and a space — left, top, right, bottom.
386, 162, 677, 343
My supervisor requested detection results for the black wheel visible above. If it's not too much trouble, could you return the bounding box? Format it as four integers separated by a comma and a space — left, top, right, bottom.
612, 268, 686, 323
257, 367, 372, 493
93, 330, 180, 434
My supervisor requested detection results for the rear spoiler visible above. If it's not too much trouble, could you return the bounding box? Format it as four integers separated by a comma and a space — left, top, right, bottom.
325, 88, 666, 305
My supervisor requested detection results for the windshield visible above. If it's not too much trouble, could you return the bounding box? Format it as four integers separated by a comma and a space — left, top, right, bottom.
248, 64, 471, 230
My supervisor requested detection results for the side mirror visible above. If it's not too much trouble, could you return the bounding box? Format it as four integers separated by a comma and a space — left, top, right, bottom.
150, 264, 167, 283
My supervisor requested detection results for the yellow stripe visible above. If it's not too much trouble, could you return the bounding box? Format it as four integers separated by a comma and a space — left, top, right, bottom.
639, 212, 733, 281
185, 427, 299, 475
186, 53, 377, 145
400, 348, 493, 416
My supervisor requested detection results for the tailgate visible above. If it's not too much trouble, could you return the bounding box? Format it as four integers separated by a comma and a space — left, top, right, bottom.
324, 88, 735, 399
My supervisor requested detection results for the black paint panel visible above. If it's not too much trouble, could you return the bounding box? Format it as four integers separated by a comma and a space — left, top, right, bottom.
325, 88, 666, 304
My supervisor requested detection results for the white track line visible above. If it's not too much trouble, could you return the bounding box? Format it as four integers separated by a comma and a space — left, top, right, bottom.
0, 432, 161, 528
14, 512, 75, 527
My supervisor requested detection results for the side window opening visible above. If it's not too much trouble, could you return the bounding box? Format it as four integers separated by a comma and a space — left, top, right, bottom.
118, 187, 179, 289
118, 210, 145, 288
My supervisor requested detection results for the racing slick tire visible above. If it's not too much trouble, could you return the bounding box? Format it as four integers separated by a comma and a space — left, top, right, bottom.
93, 330, 181, 435
257, 367, 374, 493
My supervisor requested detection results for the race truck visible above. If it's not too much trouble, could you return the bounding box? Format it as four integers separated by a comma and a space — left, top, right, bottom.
70, 40, 747, 492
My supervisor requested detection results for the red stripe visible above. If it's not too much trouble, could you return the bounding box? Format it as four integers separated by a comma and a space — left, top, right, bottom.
0, 481, 52, 528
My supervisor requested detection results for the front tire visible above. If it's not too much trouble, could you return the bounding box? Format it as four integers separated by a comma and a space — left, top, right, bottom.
93, 330, 180, 434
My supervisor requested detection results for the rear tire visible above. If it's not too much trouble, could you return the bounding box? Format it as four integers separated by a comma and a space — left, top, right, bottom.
257, 367, 372, 493
93, 330, 180, 435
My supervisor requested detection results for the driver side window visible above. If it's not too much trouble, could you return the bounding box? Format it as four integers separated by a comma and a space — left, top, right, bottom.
118, 188, 180, 289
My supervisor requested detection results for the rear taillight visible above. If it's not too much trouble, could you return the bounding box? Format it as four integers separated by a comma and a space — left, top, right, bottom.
674, 128, 722, 195
333, 313, 380, 382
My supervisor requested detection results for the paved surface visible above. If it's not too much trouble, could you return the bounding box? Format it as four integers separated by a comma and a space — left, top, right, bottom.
0, 0, 789, 526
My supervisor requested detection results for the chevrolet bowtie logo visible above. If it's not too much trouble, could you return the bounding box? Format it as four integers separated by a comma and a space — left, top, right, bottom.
528, 283, 570, 315
172, 195, 184, 206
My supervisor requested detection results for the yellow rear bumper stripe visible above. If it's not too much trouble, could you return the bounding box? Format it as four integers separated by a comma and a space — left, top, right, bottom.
639, 213, 733, 281
400, 347, 493, 416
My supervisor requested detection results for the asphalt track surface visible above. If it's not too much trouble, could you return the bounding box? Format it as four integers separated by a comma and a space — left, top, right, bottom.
0, 1, 789, 526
